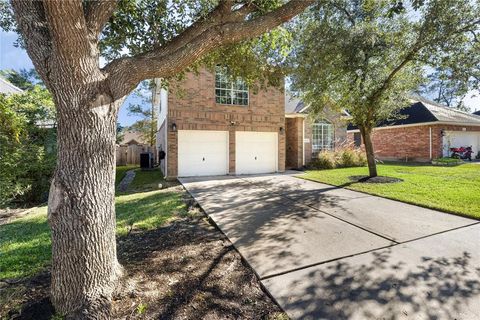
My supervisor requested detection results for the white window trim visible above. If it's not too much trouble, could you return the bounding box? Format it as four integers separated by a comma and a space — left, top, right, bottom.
215, 67, 249, 106
312, 120, 334, 152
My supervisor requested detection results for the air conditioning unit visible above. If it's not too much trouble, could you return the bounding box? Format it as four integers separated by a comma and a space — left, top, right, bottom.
140, 152, 153, 169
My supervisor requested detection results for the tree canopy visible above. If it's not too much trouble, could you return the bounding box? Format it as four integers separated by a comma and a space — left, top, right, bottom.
289, 0, 480, 176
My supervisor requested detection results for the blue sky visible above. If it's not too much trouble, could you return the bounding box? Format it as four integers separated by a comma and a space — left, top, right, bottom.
1, 31, 479, 118
0, 31, 143, 126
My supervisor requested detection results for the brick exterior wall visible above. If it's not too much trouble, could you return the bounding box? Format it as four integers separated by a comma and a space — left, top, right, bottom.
285, 115, 349, 169
285, 117, 303, 168
347, 124, 480, 162
164, 68, 285, 178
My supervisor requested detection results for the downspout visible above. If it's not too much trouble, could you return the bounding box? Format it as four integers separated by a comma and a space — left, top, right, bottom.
302, 118, 305, 166
165, 86, 169, 177
429, 126, 432, 160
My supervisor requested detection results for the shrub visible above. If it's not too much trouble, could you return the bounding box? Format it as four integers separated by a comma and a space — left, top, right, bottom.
0, 87, 56, 207
309, 147, 366, 170
311, 151, 336, 169
338, 149, 357, 167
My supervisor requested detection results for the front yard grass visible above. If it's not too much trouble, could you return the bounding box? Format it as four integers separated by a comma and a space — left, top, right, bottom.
302, 162, 480, 219
0, 190, 186, 280
115, 165, 138, 188
2, 167, 283, 319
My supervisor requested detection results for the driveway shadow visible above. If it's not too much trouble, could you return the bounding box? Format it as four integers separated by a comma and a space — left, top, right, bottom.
263, 247, 480, 319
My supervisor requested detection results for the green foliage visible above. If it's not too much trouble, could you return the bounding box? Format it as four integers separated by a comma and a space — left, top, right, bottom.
303, 163, 480, 219
116, 121, 125, 144
310, 148, 366, 170
115, 165, 138, 188
128, 80, 157, 146
290, 0, 480, 175
0, 83, 56, 206
0, 69, 41, 91
136, 303, 148, 315
95, 0, 291, 86
311, 151, 336, 170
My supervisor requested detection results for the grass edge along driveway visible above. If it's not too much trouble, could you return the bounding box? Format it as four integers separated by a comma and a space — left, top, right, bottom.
301, 163, 480, 220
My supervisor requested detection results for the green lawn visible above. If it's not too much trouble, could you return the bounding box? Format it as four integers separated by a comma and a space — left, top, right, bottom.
128, 168, 165, 192
302, 163, 480, 219
0, 168, 184, 280
115, 165, 138, 188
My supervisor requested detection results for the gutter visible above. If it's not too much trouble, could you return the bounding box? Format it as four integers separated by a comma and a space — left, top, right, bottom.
347, 121, 480, 133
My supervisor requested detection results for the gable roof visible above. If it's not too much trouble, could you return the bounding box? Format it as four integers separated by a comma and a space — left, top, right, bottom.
474, 110, 480, 116
347, 96, 480, 131
119, 131, 148, 145
285, 94, 304, 113
0, 77, 24, 95
285, 93, 350, 117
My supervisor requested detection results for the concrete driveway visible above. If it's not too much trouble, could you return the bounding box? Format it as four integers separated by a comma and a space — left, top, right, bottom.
180, 172, 480, 320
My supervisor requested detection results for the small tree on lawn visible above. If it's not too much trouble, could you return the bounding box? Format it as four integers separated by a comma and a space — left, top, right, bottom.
128, 80, 157, 146
0, 0, 313, 317
290, 0, 480, 177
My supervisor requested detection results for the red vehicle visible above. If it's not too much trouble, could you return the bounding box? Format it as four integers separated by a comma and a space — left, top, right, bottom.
450, 146, 473, 161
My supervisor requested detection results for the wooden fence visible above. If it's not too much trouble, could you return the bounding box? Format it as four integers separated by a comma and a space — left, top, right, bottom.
116, 144, 157, 166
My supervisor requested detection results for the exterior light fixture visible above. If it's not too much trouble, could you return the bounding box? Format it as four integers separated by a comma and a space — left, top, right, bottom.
279, 126, 284, 133
172, 123, 177, 132
230, 121, 236, 126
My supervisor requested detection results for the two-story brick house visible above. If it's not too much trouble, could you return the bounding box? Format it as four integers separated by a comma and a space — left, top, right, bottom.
154, 67, 350, 178
155, 67, 286, 178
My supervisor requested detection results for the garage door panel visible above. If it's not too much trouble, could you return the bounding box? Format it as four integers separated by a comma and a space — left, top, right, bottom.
178, 130, 228, 177
236, 132, 278, 175
443, 131, 480, 157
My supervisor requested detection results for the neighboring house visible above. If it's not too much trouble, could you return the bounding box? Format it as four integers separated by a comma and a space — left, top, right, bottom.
119, 130, 148, 146
116, 130, 153, 166
474, 110, 480, 116
347, 97, 480, 161
284, 95, 350, 168
0, 77, 23, 95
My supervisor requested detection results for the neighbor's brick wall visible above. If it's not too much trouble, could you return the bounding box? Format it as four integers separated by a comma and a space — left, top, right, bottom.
347, 124, 480, 162
166, 68, 285, 177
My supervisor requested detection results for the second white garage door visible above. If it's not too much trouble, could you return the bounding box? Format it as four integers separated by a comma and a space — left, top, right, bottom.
236, 131, 278, 175
178, 130, 229, 177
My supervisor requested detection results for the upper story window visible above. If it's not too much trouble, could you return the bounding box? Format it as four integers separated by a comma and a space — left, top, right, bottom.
215, 66, 249, 106
312, 119, 334, 153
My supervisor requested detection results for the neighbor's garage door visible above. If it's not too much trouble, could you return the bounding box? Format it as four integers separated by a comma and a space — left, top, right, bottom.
236, 131, 278, 175
178, 130, 229, 177
443, 131, 480, 157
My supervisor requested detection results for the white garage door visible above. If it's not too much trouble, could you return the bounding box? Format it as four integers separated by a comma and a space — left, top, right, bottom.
442, 131, 480, 157
178, 130, 229, 177
236, 131, 278, 175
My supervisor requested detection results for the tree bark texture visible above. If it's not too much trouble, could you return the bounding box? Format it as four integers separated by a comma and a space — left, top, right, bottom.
48, 94, 122, 319
10, 0, 313, 317
360, 126, 378, 178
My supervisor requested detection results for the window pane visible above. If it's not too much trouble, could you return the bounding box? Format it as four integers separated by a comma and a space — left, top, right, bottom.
215, 66, 248, 106
312, 121, 333, 152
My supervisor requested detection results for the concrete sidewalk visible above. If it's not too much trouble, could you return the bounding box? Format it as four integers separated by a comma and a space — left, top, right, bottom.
180, 173, 480, 319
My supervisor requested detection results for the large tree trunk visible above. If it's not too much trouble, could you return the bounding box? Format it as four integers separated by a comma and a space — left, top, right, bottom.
48, 94, 123, 319
359, 126, 378, 178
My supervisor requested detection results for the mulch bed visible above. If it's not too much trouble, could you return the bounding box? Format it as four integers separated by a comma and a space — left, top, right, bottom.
349, 175, 403, 184
1, 193, 284, 320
